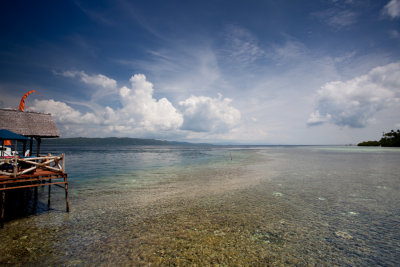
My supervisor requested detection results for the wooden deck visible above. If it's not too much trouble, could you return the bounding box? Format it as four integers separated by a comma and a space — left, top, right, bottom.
0, 155, 69, 227
0, 169, 68, 190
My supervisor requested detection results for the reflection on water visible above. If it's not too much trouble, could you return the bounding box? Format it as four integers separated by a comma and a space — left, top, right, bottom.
0, 146, 399, 265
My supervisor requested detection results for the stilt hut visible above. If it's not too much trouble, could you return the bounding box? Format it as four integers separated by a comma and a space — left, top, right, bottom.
0, 108, 61, 155
0, 108, 69, 227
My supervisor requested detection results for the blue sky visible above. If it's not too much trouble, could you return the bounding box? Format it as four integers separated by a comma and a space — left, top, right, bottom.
1, 0, 400, 144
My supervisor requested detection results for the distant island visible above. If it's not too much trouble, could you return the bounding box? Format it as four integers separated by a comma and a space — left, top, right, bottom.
358, 129, 400, 147
43, 137, 211, 146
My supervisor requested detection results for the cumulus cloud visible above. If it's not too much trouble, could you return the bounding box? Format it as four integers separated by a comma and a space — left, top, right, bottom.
33, 74, 183, 135
115, 74, 183, 132
308, 62, 400, 128
179, 94, 241, 132
30, 99, 101, 136
58, 70, 117, 89
32, 73, 240, 137
31, 99, 99, 124
383, 0, 400, 19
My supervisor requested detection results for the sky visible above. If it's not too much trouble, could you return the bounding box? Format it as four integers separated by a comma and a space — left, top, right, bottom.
1, 0, 400, 144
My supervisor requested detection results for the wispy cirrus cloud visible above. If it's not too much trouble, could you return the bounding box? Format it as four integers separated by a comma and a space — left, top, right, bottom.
54, 70, 119, 108
313, 8, 358, 29
382, 0, 400, 19
271, 40, 308, 62
221, 25, 265, 66
389, 29, 400, 39
74, 1, 116, 26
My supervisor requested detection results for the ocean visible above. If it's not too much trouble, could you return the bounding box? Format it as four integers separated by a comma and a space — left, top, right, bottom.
0, 145, 399, 265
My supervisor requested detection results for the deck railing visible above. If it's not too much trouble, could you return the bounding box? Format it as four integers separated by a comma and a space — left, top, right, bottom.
0, 154, 65, 177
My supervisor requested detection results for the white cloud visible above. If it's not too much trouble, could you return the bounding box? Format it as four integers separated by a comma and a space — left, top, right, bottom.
390, 29, 400, 39
307, 111, 332, 126
55, 70, 120, 106
31, 73, 242, 138
59, 70, 117, 89
31, 74, 183, 136
273, 40, 307, 61
116, 74, 183, 132
313, 8, 357, 29
223, 26, 265, 66
327, 10, 357, 27
120, 45, 224, 96
179, 94, 241, 133
31, 99, 99, 124
308, 62, 400, 128
383, 0, 400, 19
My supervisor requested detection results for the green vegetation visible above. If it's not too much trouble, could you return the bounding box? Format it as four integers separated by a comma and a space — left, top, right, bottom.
379, 129, 400, 147
358, 141, 380, 146
358, 129, 400, 147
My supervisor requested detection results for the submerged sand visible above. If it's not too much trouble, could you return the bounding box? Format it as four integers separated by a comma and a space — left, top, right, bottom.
1, 147, 399, 265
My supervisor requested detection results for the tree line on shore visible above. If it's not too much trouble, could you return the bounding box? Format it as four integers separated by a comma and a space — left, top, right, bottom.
358, 129, 400, 147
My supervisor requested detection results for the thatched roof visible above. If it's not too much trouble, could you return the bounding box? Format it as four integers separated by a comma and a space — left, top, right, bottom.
0, 109, 60, 138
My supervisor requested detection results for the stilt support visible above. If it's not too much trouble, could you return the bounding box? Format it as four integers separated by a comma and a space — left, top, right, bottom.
0, 170, 69, 227
33, 186, 38, 213
48, 179, 51, 208
64, 175, 69, 212
1, 188, 5, 228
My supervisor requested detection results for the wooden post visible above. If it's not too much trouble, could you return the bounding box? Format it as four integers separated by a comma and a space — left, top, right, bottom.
34, 139, 39, 195
35, 138, 42, 195
62, 153, 65, 173
13, 148, 18, 177
62, 154, 69, 211
34, 187, 38, 201
48, 179, 51, 208
36, 138, 41, 157
29, 137, 33, 156
1, 185, 5, 228
33, 186, 38, 213
64, 175, 69, 212
23, 141, 27, 157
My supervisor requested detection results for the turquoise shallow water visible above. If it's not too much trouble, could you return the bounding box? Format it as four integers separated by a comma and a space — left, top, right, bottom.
0, 145, 399, 265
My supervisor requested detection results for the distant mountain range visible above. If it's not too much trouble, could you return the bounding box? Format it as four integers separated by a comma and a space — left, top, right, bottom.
42, 137, 211, 146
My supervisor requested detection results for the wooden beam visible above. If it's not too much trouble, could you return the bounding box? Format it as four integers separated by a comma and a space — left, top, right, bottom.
0, 176, 65, 186
0, 151, 69, 227
0, 181, 67, 191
